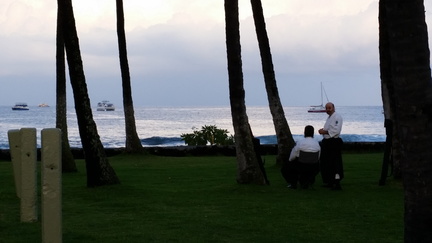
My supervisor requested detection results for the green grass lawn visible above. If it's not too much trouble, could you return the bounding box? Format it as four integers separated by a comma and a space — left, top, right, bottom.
0, 152, 403, 243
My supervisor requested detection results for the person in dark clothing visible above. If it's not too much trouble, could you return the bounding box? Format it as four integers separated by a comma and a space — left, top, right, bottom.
318, 102, 344, 190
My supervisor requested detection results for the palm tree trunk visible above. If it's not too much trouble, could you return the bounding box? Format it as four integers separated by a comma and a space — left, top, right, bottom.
250, 0, 295, 166
58, 0, 120, 187
382, 0, 432, 241
116, 0, 143, 152
225, 0, 268, 185
56, 1, 77, 173
378, 0, 402, 181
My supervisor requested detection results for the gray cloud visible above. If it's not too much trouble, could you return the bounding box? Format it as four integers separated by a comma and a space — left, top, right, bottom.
1, 0, 430, 107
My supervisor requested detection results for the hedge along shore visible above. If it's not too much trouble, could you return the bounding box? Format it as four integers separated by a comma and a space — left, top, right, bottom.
0, 142, 385, 161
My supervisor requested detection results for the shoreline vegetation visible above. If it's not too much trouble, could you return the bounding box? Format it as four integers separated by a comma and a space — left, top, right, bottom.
0, 151, 402, 242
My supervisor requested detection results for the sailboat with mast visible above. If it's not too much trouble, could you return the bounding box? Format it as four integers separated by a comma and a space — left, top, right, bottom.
307, 82, 329, 113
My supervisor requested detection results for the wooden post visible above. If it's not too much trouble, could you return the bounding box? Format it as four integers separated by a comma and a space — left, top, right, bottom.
7, 129, 22, 198
41, 128, 62, 243
19, 128, 38, 223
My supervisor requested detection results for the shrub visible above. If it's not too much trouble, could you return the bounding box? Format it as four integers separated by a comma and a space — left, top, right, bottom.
181, 125, 234, 146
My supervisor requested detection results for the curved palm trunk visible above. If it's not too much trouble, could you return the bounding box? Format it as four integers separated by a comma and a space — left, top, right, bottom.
250, 0, 295, 166
56, 2, 77, 173
225, 0, 268, 185
382, 0, 432, 241
58, 0, 120, 187
378, 0, 401, 181
116, 0, 143, 152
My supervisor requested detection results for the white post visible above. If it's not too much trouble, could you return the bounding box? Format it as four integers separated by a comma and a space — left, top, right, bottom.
19, 128, 38, 223
8, 129, 22, 198
41, 128, 62, 243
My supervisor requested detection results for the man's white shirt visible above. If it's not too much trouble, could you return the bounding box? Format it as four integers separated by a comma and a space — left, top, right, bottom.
289, 137, 321, 161
323, 112, 343, 139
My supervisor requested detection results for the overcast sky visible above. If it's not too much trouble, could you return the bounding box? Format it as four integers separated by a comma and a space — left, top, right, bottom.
1, 0, 431, 107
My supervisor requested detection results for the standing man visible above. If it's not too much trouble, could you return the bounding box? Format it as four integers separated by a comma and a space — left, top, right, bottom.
318, 102, 344, 190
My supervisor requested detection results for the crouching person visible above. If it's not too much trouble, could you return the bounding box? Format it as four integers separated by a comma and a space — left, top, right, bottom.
281, 125, 321, 189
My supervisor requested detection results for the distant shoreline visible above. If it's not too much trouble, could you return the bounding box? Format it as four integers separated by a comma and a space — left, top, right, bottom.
0, 142, 385, 161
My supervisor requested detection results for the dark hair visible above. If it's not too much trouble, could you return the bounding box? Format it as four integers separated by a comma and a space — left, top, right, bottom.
304, 125, 314, 137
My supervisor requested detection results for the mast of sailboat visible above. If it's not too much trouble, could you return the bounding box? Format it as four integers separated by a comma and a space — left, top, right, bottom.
320, 82, 323, 106
321, 82, 329, 105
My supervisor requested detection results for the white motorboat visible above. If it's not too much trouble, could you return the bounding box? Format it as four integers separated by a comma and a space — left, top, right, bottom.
38, 103, 49, 107
105, 103, 115, 111
12, 102, 30, 111
97, 100, 115, 111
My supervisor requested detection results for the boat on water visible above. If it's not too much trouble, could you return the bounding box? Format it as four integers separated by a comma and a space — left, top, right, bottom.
308, 105, 326, 113
97, 100, 115, 111
38, 103, 49, 107
308, 83, 329, 113
105, 103, 115, 111
12, 102, 30, 111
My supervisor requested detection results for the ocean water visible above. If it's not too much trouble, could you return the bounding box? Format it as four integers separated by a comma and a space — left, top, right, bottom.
0, 105, 385, 149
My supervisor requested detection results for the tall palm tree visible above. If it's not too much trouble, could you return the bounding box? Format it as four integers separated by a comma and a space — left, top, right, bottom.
58, 0, 120, 187
380, 0, 432, 241
378, 0, 393, 185
250, 0, 295, 166
378, 0, 402, 185
378, 0, 401, 183
56, 1, 77, 173
225, 0, 268, 185
116, 0, 143, 153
